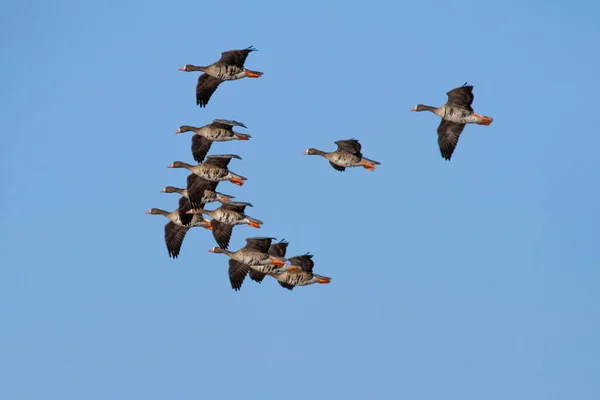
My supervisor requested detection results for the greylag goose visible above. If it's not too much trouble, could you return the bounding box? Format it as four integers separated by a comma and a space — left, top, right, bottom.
270, 254, 331, 290
168, 154, 246, 186
249, 239, 289, 284
208, 237, 295, 291
161, 174, 234, 209
186, 201, 263, 249
179, 46, 263, 108
411, 83, 494, 160
145, 197, 212, 258
176, 119, 251, 163
304, 139, 381, 171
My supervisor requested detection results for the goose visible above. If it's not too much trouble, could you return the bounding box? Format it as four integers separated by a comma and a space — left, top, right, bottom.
168, 154, 246, 186
179, 46, 263, 108
249, 239, 289, 284
269, 254, 331, 290
176, 119, 251, 163
186, 201, 263, 249
304, 139, 381, 171
145, 197, 212, 258
411, 83, 494, 160
208, 237, 295, 291
161, 174, 234, 209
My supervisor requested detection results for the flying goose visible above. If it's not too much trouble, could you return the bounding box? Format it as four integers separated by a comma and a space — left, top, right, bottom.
186, 201, 263, 249
168, 154, 246, 186
304, 139, 381, 171
176, 119, 251, 163
411, 83, 494, 160
269, 254, 331, 290
161, 174, 234, 209
145, 197, 212, 258
179, 46, 263, 108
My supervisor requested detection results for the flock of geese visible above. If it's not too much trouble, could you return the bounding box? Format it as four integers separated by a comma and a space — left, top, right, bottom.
146, 45, 494, 292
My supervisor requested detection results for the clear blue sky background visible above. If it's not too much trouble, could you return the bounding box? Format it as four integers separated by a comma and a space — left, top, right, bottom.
1, 0, 599, 398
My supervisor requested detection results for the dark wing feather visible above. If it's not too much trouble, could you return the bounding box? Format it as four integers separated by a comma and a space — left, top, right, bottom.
211, 220, 234, 249
191, 135, 213, 163
203, 155, 240, 169
446, 83, 474, 110
212, 119, 247, 129
243, 237, 275, 253
268, 240, 289, 258
335, 139, 362, 157
249, 269, 267, 283
196, 74, 223, 108
164, 221, 189, 258
221, 202, 248, 213
437, 120, 466, 161
287, 255, 315, 273
210, 121, 236, 131
329, 161, 346, 172
228, 260, 250, 291
177, 196, 193, 226
187, 175, 217, 210
278, 281, 295, 291
217, 46, 256, 67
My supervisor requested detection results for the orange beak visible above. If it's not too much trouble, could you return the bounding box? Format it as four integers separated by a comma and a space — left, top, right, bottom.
229, 178, 244, 186
410, 106, 417, 111
288, 266, 298, 272
248, 221, 261, 229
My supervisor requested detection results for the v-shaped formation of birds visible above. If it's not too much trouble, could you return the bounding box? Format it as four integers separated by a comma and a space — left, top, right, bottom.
146, 45, 494, 292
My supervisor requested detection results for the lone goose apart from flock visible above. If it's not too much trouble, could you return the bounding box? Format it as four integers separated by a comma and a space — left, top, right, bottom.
186, 201, 263, 250
304, 139, 381, 171
179, 46, 263, 108
411, 83, 494, 160
270, 254, 331, 290
146, 197, 212, 258
209, 237, 295, 291
176, 119, 252, 163
168, 154, 247, 186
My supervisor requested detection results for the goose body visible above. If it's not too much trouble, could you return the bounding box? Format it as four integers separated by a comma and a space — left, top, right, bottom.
304, 139, 381, 172
411, 83, 494, 160
176, 119, 251, 163
248, 239, 289, 284
168, 154, 246, 186
179, 46, 263, 108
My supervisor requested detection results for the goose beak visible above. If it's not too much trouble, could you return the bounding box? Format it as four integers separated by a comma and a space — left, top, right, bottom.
175, 128, 181, 134
219, 196, 231, 203
178, 66, 186, 71
410, 106, 417, 111
145, 210, 152, 214
303, 149, 309, 155
167, 163, 174, 168
160, 188, 166, 193
208, 248, 215, 252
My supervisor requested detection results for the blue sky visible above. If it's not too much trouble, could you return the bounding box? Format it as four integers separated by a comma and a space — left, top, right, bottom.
1, 0, 599, 398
